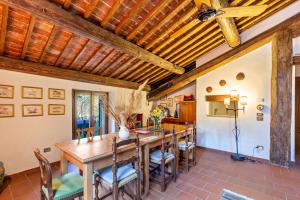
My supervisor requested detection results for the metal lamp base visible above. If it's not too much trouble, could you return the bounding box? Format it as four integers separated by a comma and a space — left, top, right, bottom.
231, 153, 246, 161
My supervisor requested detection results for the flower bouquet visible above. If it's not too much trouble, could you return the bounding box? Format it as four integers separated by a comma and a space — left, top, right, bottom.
150, 106, 164, 131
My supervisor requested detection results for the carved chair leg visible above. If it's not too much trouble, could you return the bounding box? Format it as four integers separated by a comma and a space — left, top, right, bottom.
185, 149, 189, 173
173, 158, 176, 182
160, 163, 166, 192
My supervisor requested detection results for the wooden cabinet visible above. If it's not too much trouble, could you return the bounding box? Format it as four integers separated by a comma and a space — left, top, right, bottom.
178, 101, 196, 123
162, 101, 196, 124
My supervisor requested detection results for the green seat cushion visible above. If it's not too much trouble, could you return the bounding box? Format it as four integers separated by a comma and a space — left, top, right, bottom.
42, 172, 83, 200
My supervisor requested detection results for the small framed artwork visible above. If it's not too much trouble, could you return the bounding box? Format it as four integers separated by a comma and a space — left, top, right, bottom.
0, 104, 14, 118
22, 104, 43, 117
0, 84, 14, 98
160, 96, 167, 101
174, 95, 180, 103
22, 86, 43, 99
160, 103, 167, 108
48, 104, 65, 115
48, 88, 65, 100
167, 98, 173, 107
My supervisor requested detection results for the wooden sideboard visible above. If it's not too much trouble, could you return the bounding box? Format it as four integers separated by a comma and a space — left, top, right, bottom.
162, 101, 196, 124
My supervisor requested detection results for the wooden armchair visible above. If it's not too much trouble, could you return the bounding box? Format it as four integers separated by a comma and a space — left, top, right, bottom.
94, 135, 141, 200
33, 149, 83, 200
149, 128, 177, 192
178, 123, 196, 172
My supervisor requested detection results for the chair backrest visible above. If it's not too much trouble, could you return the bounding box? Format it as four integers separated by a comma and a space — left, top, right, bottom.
112, 135, 140, 181
34, 149, 54, 199
161, 128, 176, 157
183, 122, 196, 145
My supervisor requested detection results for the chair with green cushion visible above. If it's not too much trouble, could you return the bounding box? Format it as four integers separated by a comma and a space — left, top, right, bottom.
34, 149, 83, 200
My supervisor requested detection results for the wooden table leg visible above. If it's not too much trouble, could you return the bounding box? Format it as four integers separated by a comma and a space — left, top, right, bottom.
60, 152, 68, 176
142, 144, 149, 197
83, 163, 93, 200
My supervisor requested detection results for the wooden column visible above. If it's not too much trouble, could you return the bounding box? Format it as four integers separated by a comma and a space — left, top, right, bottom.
270, 29, 293, 167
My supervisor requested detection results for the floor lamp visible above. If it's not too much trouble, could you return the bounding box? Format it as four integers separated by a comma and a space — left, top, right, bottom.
224, 90, 248, 161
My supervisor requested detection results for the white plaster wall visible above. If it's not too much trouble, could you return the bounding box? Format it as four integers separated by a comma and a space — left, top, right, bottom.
294, 36, 300, 56
0, 70, 152, 175
154, 82, 196, 116
196, 43, 272, 159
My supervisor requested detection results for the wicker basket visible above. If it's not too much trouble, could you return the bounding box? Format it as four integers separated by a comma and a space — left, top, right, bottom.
0, 162, 4, 187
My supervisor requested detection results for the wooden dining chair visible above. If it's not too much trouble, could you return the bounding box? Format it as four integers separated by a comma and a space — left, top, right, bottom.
94, 135, 141, 200
178, 123, 196, 172
149, 128, 176, 192
84, 127, 95, 142
33, 149, 83, 200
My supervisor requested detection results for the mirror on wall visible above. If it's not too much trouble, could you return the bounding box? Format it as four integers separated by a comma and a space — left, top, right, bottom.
206, 95, 236, 117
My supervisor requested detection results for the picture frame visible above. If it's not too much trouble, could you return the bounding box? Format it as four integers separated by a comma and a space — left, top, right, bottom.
0, 84, 14, 98
0, 104, 14, 118
167, 98, 173, 107
160, 96, 167, 101
160, 103, 167, 108
48, 104, 65, 115
22, 104, 43, 117
174, 95, 180, 103
48, 88, 65, 100
22, 86, 43, 99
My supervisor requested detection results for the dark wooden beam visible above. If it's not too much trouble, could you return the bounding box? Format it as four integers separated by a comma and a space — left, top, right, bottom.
148, 12, 300, 101
294, 56, 300, 65
0, 56, 151, 91
0, 0, 184, 74
0, 4, 8, 55
270, 29, 293, 167
21, 16, 36, 59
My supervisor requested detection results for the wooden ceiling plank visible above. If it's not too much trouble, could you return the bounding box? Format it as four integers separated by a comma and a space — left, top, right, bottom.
117, 60, 144, 79
68, 39, 90, 69
148, 12, 300, 101
63, 0, 72, 9
137, 0, 192, 46
126, 0, 173, 41
21, 16, 35, 59
123, 63, 152, 81
110, 56, 136, 77
0, 0, 184, 74
79, 44, 103, 72
174, 35, 224, 64
148, 71, 170, 84
0, 56, 151, 91
130, 65, 157, 82
114, 0, 148, 34
101, 0, 124, 27
136, 67, 162, 83
101, 53, 128, 75
84, 0, 99, 19
91, 49, 115, 74
0, 5, 8, 55
54, 33, 74, 66
145, 7, 197, 50
39, 25, 56, 63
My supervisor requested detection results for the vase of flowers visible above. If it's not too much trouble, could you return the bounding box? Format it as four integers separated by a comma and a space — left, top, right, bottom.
150, 106, 164, 132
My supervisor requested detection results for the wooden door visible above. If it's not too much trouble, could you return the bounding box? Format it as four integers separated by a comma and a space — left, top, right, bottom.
295, 78, 300, 155
179, 101, 196, 123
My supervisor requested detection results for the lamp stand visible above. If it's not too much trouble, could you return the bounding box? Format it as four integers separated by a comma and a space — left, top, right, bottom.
227, 101, 246, 161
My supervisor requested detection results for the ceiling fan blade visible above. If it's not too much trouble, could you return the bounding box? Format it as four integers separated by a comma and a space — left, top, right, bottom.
217, 5, 268, 18
194, 0, 212, 10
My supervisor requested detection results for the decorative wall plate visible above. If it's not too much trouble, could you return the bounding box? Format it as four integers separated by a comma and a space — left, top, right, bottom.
236, 72, 245, 80
206, 86, 213, 93
219, 80, 226, 86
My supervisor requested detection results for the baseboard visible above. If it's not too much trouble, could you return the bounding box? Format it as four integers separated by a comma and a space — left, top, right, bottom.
9, 161, 60, 177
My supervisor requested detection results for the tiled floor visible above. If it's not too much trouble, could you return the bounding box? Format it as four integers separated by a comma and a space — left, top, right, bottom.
1, 148, 300, 200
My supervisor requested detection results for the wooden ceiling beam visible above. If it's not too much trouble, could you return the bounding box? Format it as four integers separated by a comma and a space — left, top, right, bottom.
67, 39, 90, 70
21, 16, 35, 59
91, 49, 115, 74
148, 71, 171, 84
39, 25, 57, 63
114, 0, 148, 34
148, 12, 300, 101
110, 56, 136, 77
137, 0, 192, 46
54, 33, 73, 66
0, 4, 8, 55
84, 0, 99, 19
63, 0, 72, 9
126, 0, 173, 41
131, 65, 157, 82
116, 60, 144, 79
79, 44, 103, 72
0, 56, 150, 91
101, 0, 123, 27
123, 63, 152, 81
101, 53, 129, 76
0, 0, 184, 74
137, 67, 162, 83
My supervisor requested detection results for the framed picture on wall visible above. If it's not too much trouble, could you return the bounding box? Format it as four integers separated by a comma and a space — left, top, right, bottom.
48, 104, 65, 115
48, 88, 65, 100
22, 86, 43, 99
0, 84, 14, 98
167, 98, 173, 107
160, 96, 167, 101
22, 104, 43, 117
0, 104, 14, 118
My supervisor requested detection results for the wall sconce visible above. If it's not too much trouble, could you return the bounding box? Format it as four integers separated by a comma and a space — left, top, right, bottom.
230, 89, 239, 101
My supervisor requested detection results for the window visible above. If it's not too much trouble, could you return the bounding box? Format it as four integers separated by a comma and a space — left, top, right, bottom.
73, 90, 108, 138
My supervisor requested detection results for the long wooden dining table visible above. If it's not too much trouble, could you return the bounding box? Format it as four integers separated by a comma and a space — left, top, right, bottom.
55, 127, 193, 200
